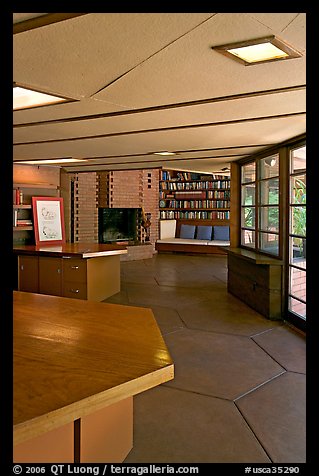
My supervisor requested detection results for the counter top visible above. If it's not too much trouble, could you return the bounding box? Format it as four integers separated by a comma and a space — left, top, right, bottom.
13, 242, 128, 258
14, 291, 174, 445
225, 247, 283, 265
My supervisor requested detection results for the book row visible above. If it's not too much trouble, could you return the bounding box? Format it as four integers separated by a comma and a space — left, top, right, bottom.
160, 180, 230, 191
159, 210, 230, 220
160, 200, 230, 209
13, 210, 33, 227
13, 189, 24, 205
160, 171, 229, 181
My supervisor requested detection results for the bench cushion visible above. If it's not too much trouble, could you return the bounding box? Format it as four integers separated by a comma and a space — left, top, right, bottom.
159, 219, 176, 239
213, 225, 230, 241
196, 225, 213, 240
179, 224, 196, 239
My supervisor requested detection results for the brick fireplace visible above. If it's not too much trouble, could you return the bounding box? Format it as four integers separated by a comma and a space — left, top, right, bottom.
66, 169, 160, 258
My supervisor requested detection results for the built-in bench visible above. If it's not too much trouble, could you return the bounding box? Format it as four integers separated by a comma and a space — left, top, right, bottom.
155, 219, 230, 254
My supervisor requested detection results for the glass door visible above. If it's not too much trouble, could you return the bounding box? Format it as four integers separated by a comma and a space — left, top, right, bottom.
287, 144, 306, 330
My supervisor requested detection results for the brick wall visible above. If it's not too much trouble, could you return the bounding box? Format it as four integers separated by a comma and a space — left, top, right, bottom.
72, 172, 98, 242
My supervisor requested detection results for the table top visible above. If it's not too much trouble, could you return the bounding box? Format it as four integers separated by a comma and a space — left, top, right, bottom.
14, 291, 174, 445
13, 242, 128, 258
226, 247, 283, 265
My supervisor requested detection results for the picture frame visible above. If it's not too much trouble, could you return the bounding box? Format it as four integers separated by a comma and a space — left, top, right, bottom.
32, 196, 66, 246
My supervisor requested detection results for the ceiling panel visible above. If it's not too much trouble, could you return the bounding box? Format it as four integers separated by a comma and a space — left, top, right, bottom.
13, 12, 306, 173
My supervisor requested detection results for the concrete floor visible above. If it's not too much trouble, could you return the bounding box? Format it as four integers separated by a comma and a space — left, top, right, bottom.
104, 253, 306, 464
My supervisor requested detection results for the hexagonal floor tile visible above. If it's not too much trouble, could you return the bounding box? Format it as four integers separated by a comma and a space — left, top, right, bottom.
164, 328, 284, 400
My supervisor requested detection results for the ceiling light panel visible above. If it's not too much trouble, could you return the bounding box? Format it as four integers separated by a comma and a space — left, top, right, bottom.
13, 86, 68, 110
212, 36, 302, 66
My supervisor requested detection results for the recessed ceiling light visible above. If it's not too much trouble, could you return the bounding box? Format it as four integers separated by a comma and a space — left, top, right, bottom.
153, 151, 176, 156
212, 36, 302, 66
13, 85, 69, 110
15, 158, 87, 165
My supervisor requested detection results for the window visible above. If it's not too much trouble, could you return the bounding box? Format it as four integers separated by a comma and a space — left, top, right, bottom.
288, 144, 306, 322
240, 153, 280, 256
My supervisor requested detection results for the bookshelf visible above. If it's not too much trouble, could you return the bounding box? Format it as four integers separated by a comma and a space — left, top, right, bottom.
159, 169, 230, 221
13, 183, 59, 245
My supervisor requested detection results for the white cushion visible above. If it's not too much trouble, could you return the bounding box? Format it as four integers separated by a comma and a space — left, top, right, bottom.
157, 238, 209, 245
207, 240, 230, 246
159, 220, 176, 239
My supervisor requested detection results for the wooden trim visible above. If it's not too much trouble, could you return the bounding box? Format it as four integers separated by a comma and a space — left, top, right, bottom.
155, 242, 228, 254
236, 133, 306, 165
13, 182, 59, 189
14, 112, 306, 146
14, 154, 246, 169
230, 162, 240, 247
13, 14, 88, 34
14, 85, 305, 129
280, 146, 289, 316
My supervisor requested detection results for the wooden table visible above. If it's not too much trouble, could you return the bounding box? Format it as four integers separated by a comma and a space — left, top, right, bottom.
13, 243, 128, 301
13, 291, 174, 463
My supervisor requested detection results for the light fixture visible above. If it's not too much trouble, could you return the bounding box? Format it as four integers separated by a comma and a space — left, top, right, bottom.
212, 36, 302, 66
13, 84, 69, 110
15, 158, 87, 165
153, 151, 176, 156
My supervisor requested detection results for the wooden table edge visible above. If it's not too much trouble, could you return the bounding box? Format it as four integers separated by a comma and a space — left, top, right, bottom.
14, 364, 174, 446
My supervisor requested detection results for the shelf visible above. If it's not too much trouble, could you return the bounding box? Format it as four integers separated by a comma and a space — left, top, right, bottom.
13, 226, 33, 231
159, 169, 231, 223
160, 207, 230, 211
13, 183, 59, 190
13, 205, 32, 209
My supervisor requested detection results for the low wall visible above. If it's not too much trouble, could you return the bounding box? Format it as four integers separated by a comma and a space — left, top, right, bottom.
120, 243, 155, 261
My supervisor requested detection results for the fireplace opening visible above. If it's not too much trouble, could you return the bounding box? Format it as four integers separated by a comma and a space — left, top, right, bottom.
98, 207, 140, 243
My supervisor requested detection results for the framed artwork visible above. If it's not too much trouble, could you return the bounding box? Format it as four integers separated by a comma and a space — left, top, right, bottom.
32, 197, 66, 245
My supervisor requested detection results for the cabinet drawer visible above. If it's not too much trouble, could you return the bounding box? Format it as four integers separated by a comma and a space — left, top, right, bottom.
63, 258, 87, 283
62, 281, 87, 300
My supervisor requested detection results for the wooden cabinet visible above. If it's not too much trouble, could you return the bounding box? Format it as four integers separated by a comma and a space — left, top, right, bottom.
226, 248, 283, 320
19, 256, 84, 299
15, 244, 127, 301
18, 255, 39, 293
159, 169, 230, 221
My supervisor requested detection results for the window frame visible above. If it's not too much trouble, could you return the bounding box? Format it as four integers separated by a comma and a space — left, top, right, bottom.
240, 152, 282, 259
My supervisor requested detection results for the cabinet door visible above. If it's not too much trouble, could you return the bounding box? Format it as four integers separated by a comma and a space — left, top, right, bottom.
39, 257, 62, 296
18, 256, 39, 293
